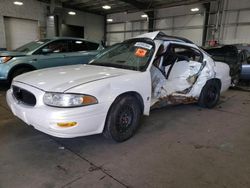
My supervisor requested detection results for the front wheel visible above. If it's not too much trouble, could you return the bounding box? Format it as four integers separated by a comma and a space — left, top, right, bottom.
198, 80, 221, 108
9, 68, 32, 83
103, 95, 142, 142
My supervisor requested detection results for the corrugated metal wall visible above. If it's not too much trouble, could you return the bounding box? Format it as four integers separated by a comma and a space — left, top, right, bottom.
106, 0, 250, 46
207, 0, 250, 44
106, 4, 205, 46
154, 5, 205, 46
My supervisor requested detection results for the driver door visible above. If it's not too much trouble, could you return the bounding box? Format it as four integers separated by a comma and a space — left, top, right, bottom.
32, 40, 70, 69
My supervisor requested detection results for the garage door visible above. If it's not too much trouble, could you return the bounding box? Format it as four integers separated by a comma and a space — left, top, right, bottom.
4, 17, 39, 50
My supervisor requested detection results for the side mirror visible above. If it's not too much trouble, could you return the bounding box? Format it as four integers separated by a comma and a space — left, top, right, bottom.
42, 48, 53, 54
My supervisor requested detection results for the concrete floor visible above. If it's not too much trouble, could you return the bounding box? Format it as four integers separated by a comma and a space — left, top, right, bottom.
0, 85, 250, 188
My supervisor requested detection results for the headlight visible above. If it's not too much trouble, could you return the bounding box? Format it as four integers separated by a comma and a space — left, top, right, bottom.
43, 93, 98, 107
0, 56, 12, 63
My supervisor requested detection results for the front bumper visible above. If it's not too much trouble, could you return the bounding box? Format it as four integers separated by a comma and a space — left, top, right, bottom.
6, 82, 109, 138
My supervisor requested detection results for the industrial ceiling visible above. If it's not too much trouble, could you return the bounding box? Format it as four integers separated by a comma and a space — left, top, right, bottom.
39, 0, 216, 15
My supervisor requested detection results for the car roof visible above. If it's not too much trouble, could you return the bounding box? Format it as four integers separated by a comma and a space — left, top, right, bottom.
45, 37, 99, 44
135, 31, 194, 44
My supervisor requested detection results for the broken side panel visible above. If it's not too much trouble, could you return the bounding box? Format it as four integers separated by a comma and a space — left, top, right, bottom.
150, 60, 213, 108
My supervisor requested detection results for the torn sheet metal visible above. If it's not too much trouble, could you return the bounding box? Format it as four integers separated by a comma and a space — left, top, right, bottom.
151, 95, 197, 109
134, 31, 160, 40
150, 60, 214, 107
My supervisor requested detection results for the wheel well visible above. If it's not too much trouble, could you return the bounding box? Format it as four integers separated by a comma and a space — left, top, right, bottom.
102, 91, 144, 134
114, 92, 144, 113
8, 64, 36, 79
207, 78, 222, 90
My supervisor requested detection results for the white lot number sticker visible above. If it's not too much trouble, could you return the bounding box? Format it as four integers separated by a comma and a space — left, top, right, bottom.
135, 42, 152, 50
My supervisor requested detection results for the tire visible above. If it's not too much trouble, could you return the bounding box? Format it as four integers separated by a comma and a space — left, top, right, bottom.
103, 95, 142, 142
9, 68, 32, 83
198, 80, 221, 108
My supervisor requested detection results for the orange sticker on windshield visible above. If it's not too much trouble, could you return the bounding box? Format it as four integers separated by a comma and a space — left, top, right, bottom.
135, 48, 147, 57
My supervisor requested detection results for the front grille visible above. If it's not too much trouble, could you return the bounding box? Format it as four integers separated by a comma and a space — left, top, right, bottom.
12, 86, 36, 106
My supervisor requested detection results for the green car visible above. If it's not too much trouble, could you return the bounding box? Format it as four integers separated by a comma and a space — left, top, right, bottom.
0, 37, 103, 83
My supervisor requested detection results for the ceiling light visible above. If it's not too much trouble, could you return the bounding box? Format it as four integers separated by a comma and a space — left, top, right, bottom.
102, 5, 111, 10
141, 14, 148, 18
191, 8, 199, 12
13, 1, 23, 5
68, 11, 76, 15
107, 18, 113, 22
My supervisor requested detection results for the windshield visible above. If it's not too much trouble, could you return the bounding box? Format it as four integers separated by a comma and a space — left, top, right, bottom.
14, 39, 51, 52
90, 39, 155, 71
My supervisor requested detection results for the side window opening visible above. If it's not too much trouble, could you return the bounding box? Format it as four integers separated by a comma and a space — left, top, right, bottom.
70, 40, 99, 52
71, 40, 88, 52
87, 42, 99, 50
173, 47, 202, 62
37, 40, 69, 54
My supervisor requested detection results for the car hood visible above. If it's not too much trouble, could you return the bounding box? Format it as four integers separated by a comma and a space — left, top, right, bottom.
14, 64, 136, 92
0, 51, 27, 57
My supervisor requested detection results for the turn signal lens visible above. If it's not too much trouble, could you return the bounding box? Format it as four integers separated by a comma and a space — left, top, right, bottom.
57, 122, 77, 127
82, 95, 98, 105
1, 56, 12, 63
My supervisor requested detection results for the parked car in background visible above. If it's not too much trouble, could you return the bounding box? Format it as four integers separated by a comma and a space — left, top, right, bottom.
204, 45, 242, 85
0, 37, 103, 83
7, 31, 231, 142
235, 44, 250, 80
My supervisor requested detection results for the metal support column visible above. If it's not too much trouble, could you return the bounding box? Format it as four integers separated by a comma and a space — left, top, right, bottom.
146, 10, 155, 32
202, 2, 210, 46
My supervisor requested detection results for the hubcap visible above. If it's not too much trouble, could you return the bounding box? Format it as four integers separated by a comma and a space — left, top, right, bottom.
116, 106, 133, 133
207, 85, 217, 103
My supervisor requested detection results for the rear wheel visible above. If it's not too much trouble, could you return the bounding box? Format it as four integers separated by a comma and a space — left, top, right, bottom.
198, 80, 221, 108
103, 95, 142, 142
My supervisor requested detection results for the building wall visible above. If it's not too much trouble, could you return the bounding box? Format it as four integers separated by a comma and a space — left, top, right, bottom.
0, 0, 104, 49
0, 0, 47, 49
154, 4, 205, 46
106, 4, 205, 46
207, 0, 250, 45
106, 11, 148, 45
219, 0, 250, 44
61, 9, 104, 42
106, 0, 250, 46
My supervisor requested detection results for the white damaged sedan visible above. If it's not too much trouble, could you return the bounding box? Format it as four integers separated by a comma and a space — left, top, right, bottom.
6, 31, 231, 142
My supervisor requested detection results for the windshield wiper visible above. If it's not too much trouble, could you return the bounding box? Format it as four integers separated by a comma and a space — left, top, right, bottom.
90, 62, 139, 71
116, 60, 126, 64
90, 62, 115, 67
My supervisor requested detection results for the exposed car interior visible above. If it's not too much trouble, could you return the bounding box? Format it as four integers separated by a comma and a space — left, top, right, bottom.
150, 42, 205, 105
